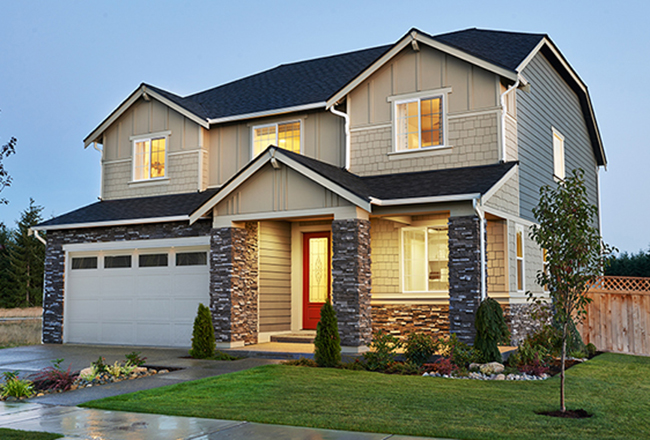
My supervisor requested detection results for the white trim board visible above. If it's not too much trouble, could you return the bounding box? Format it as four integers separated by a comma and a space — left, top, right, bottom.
63, 236, 210, 252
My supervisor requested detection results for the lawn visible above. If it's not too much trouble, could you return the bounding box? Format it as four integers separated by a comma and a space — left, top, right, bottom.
81, 353, 650, 440
0, 428, 62, 439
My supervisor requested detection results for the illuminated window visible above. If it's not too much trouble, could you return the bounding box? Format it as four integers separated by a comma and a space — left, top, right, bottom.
395, 96, 444, 151
552, 128, 565, 181
402, 226, 449, 292
134, 137, 166, 180
516, 225, 525, 292
252, 121, 301, 157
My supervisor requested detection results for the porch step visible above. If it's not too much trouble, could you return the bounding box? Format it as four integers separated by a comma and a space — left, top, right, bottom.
270, 332, 316, 343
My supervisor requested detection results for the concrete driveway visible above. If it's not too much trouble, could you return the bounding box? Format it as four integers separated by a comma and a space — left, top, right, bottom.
0, 344, 277, 406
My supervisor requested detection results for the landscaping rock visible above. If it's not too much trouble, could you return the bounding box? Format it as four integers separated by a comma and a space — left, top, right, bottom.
479, 362, 504, 375
469, 363, 480, 371
495, 374, 505, 380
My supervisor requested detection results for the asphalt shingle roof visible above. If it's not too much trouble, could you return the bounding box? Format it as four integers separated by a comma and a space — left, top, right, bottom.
37, 189, 219, 228
144, 28, 545, 122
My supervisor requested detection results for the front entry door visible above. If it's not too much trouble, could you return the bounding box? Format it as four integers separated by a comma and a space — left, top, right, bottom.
302, 232, 331, 330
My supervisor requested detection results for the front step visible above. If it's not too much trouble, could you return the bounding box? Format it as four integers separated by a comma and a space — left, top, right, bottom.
271, 331, 316, 343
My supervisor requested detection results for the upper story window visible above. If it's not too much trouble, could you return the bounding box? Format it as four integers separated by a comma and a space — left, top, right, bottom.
395, 96, 444, 151
133, 136, 166, 181
401, 226, 449, 293
552, 128, 565, 181
252, 121, 301, 157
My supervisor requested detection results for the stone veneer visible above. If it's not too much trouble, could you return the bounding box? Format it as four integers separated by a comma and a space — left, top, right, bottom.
503, 303, 549, 345
331, 219, 372, 348
42, 221, 212, 344
447, 215, 482, 344
210, 222, 258, 346
372, 304, 450, 338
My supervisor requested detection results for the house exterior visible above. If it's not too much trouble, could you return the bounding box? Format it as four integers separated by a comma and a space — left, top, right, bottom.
35, 28, 606, 352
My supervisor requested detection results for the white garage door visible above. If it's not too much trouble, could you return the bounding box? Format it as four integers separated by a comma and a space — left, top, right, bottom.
64, 240, 210, 347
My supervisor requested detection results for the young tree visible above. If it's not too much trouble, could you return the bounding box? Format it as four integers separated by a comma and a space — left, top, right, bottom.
530, 169, 613, 412
8, 199, 45, 307
314, 300, 341, 367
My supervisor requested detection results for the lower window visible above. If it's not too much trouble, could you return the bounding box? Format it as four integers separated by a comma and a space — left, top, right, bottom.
402, 226, 449, 292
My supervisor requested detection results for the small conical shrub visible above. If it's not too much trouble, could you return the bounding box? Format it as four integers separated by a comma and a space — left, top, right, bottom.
190, 303, 215, 359
314, 300, 341, 367
474, 298, 510, 363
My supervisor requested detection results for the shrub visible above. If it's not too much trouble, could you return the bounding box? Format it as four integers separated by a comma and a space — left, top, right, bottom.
91, 356, 108, 374
124, 351, 147, 367
1, 372, 34, 398
363, 331, 402, 372
386, 361, 422, 375
338, 359, 366, 371
426, 357, 457, 375
30, 359, 78, 392
474, 298, 510, 363
439, 334, 479, 368
404, 333, 438, 366
586, 342, 598, 358
518, 357, 550, 376
509, 338, 552, 372
190, 303, 215, 359
108, 361, 123, 378
314, 300, 341, 367
213, 350, 239, 361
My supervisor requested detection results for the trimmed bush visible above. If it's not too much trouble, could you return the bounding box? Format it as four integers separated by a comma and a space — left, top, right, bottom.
314, 300, 341, 367
404, 333, 437, 366
474, 298, 510, 363
363, 331, 402, 371
190, 303, 215, 359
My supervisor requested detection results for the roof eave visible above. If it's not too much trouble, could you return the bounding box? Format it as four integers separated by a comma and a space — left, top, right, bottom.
207, 102, 327, 125
83, 85, 209, 148
33, 215, 191, 231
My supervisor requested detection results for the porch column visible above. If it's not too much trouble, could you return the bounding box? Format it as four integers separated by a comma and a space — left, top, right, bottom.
210, 222, 258, 348
331, 218, 371, 352
42, 232, 64, 344
448, 215, 483, 344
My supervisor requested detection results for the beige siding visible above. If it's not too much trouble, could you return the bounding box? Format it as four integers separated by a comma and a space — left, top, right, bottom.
350, 112, 499, 176
259, 221, 292, 332
215, 163, 351, 216
101, 97, 203, 200
206, 110, 344, 188
484, 170, 520, 216
370, 218, 400, 295
487, 219, 508, 299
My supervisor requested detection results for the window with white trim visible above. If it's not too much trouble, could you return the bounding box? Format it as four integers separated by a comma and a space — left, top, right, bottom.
401, 226, 449, 292
252, 121, 301, 157
133, 137, 166, 181
552, 128, 565, 181
395, 95, 444, 151
516, 225, 525, 292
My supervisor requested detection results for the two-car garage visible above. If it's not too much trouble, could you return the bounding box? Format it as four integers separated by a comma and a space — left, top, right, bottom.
63, 237, 210, 347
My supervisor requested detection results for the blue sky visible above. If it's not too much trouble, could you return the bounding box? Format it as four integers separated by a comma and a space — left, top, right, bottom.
0, 0, 647, 253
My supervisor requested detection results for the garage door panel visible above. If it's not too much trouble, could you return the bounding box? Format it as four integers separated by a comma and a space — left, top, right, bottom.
66, 245, 210, 347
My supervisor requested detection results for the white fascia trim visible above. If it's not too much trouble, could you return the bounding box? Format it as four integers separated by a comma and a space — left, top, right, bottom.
482, 206, 537, 227
207, 102, 326, 125
480, 164, 519, 206
63, 236, 210, 252
33, 215, 190, 232
83, 86, 209, 147
370, 193, 480, 206
190, 149, 372, 223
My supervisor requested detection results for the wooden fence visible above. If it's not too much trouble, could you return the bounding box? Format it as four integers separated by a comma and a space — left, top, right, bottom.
579, 276, 650, 356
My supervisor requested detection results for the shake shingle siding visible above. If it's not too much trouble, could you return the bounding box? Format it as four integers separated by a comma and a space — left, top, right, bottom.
517, 52, 598, 224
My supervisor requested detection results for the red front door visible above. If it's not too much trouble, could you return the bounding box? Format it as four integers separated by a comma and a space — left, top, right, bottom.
302, 232, 331, 330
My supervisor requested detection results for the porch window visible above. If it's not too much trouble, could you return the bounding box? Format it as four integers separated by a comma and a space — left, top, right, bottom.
516, 225, 525, 291
402, 226, 449, 292
252, 121, 301, 157
395, 96, 444, 151
134, 137, 166, 181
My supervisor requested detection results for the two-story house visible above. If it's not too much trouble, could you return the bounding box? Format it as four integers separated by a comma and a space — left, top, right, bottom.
35, 28, 605, 352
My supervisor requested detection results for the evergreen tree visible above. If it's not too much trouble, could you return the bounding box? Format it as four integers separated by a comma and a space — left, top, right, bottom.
190, 303, 215, 358
314, 300, 341, 367
474, 297, 510, 363
0, 223, 14, 307
7, 199, 45, 307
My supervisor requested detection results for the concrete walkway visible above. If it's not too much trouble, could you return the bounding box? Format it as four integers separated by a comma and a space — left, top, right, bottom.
0, 402, 441, 439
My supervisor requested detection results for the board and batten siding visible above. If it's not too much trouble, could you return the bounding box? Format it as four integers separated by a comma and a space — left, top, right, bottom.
258, 221, 292, 333
517, 52, 599, 224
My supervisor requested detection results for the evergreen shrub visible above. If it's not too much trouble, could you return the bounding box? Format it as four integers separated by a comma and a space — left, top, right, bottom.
314, 300, 341, 367
404, 332, 437, 366
190, 303, 215, 359
474, 298, 510, 363
363, 331, 402, 371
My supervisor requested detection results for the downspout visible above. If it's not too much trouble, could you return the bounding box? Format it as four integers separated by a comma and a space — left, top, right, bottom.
28, 228, 46, 245
499, 77, 520, 162
329, 105, 351, 170
473, 198, 487, 301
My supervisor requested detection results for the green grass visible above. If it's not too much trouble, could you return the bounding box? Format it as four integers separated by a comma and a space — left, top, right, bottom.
0, 428, 62, 439
81, 353, 650, 440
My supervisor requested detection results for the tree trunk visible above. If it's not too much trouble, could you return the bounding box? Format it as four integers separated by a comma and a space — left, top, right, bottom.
560, 320, 568, 412
26, 262, 30, 306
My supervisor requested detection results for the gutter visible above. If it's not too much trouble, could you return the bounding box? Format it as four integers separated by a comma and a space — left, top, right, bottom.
207, 102, 326, 125
370, 193, 480, 206
32, 215, 190, 232
499, 77, 520, 162
473, 198, 487, 302
28, 228, 47, 245
329, 105, 351, 170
